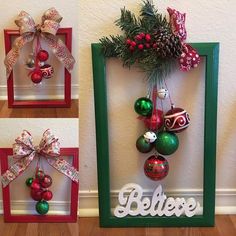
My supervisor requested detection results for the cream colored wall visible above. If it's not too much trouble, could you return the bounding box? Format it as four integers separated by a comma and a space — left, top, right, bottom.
0, 0, 79, 99
79, 0, 236, 215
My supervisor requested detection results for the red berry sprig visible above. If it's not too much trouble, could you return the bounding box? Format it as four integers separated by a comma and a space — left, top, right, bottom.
126, 32, 154, 52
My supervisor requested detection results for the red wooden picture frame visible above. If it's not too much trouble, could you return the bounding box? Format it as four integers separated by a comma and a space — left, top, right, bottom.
0, 148, 79, 223
4, 28, 72, 108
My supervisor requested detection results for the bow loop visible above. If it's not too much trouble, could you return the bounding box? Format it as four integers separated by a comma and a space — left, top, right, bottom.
15, 11, 36, 35
41, 20, 60, 35
38, 129, 60, 157
41, 7, 63, 24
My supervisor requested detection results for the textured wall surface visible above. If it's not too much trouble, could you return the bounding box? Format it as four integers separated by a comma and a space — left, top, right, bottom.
0, 0, 79, 99
79, 0, 235, 213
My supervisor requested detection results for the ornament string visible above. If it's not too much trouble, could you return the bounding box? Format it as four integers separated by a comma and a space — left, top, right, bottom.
1, 129, 79, 188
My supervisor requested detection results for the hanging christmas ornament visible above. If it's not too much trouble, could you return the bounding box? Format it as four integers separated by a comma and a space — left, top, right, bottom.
36, 200, 49, 215
31, 70, 43, 84
164, 106, 190, 133
136, 135, 153, 153
31, 179, 41, 191
41, 175, 53, 188
144, 155, 169, 181
134, 97, 153, 117
25, 177, 34, 187
25, 53, 35, 69
42, 190, 53, 201
37, 50, 49, 62
40, 64, 54, 79
140, 109, 164, 131
143, 131, 157, 143
155, 131, 179, 155
157, 88, 169, 100
31, 189, 43, 201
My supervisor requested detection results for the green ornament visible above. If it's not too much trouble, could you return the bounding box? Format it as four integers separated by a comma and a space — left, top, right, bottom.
36, 200, 49, 215
25, 177, 34, 187
134, 97, 153, 117
155, 131, 179, 155
136, 135, 153, 153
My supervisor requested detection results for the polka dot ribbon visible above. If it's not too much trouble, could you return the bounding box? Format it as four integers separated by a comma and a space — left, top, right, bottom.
168, 7, 200, 71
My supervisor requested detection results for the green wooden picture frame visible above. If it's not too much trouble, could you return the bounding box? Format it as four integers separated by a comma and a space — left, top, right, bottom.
92, 42, 219, 227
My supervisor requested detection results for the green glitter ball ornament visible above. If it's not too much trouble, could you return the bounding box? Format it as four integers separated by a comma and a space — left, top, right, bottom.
36, 200, 49, 215
25, 177, 34, 187
136, 135, 153, 153
155, 131, 179, 155
134, 97, 153, 117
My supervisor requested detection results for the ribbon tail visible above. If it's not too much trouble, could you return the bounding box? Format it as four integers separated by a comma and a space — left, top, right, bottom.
47, 157, 79, 183
1, 152, 35, 187
42, 34, 75, 72
4, 33, 34, 79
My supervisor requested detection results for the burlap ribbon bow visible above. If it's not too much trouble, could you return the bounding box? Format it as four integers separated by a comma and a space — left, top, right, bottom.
1, 129, 79, 187
4, 7, 75, 79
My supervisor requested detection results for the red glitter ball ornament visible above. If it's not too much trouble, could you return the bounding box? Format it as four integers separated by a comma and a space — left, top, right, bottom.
31, 189, 43, 201
139, 109, 163, 131
41, 175, 52, 188
144, 155, 169, 181
37, 50, 49, 62
31, 180, 41, 191
164, 106, 190, 133
42, 190, 53, 201
31, 70, 42, 84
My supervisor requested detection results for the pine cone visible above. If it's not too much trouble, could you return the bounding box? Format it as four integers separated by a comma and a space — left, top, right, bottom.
153, 28, 183, 58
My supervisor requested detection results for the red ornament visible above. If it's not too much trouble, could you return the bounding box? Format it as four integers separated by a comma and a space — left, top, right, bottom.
41, 175, 52, 188
167, 7, 187, 41
179, 44, 200, 72
31, 70, 42, 84
42, 190, 53, 201
37, 50, 49, 62
31, 189, 43, 201
40, 64, 54, 79
164, 106, 190, 133
31, 180, 41, 191
144, 155, 169, 181
138, 44, 144, 50
131, 41, 137, 47
139, 109, 163, 131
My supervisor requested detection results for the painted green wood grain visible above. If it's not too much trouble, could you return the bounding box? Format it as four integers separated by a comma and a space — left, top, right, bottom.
92, 43, 219, 227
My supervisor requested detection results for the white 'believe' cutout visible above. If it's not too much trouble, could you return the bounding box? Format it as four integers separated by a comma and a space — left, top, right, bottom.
114, 183, 200, 218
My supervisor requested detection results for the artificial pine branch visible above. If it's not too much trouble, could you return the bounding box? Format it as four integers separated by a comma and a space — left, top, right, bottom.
99, 0, 183, 83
